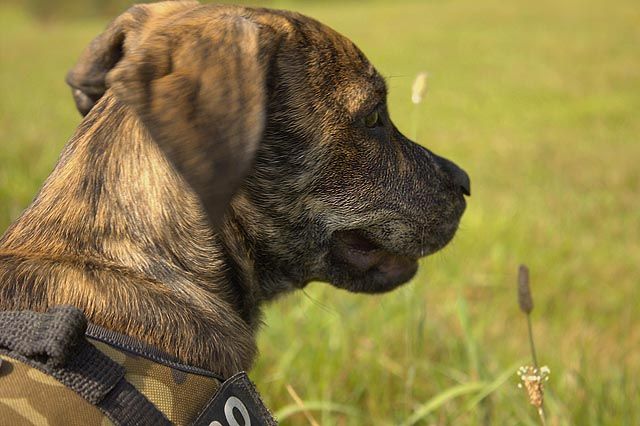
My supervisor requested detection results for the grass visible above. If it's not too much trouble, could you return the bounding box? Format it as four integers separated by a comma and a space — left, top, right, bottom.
1, 0, 639, 424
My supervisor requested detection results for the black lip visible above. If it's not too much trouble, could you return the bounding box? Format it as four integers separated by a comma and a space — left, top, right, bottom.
328, 229, 419, 292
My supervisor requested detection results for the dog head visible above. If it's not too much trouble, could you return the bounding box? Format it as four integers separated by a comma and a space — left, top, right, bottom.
67, 1, 470, 295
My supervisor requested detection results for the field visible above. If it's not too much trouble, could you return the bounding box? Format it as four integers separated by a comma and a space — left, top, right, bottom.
1, 0, 639, 424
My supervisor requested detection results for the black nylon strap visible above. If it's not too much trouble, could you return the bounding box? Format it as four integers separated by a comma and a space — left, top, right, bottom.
0, 306, 171, 426
0, 305, 86, 367
100, 379, 171, 425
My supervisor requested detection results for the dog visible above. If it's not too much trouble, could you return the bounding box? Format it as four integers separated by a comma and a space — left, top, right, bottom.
0, 0, 469, 386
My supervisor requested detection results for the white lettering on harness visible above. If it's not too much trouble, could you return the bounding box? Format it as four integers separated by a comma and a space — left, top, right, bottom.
209, 396, 251, 426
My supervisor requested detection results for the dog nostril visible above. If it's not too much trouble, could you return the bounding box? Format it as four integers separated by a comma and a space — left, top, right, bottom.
456, 168, 471, 196
432, 154, 471, 196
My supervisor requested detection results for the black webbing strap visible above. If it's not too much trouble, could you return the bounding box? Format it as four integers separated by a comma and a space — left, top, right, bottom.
0, 306, 171, 426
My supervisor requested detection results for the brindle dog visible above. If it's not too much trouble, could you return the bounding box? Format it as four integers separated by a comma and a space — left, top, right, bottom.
0, 1, 470, 378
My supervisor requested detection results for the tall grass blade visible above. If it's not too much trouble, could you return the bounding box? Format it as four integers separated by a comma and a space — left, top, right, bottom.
401, 382, 486, 426
274, 401, 360, 422
456, 296, 480, 379
465, 360, 525, 410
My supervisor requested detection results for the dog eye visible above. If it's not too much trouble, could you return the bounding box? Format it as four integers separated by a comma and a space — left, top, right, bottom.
363, 110, 381, 128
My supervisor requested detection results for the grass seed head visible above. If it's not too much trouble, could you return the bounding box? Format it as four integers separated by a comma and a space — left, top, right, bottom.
411, 71, 429, 104
518, 264, 534, 314
517, 365, 550, 408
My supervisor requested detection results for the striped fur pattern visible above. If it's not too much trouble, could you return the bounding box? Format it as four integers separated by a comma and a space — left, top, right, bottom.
0, 1, 469, 376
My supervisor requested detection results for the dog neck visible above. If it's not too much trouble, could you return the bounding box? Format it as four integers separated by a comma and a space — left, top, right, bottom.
0, 95, 273, 377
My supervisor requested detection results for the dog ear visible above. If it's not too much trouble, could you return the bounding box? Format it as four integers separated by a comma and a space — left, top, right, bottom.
67, 4, 145, 115
103, 7, 272, 227
67, 2, 200, 116
66, 20, 124, 116
67, 3, 275, 226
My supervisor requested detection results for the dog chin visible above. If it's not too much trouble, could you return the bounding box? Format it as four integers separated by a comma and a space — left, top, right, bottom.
326, 230, 420, 293
327, 260, 419, 293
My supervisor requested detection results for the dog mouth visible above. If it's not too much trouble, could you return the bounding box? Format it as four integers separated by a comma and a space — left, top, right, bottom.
328, 229, 419, 293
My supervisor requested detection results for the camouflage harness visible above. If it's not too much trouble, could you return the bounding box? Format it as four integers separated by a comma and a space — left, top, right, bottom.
0, 306, 276, 425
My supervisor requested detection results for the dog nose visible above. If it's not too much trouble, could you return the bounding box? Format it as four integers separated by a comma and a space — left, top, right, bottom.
433, 154, 471, 196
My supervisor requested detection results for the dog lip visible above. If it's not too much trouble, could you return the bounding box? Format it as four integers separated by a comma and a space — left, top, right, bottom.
329, 230, 419, 283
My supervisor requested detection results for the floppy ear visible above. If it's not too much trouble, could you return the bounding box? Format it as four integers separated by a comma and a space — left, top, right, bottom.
67, 3, 152, 115
107, 10, 269, 227
66, 20, 123, 116
70, 3, 273, 227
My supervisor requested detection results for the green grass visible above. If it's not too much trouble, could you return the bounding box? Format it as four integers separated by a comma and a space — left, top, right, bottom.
1, 0, 639, 424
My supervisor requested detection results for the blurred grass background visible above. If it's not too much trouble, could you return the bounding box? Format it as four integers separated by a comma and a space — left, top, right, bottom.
1, 0, 639, 424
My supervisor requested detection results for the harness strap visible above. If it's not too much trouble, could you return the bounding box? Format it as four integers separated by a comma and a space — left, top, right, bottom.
0, 305, 86, 368
0, 306, 171, 426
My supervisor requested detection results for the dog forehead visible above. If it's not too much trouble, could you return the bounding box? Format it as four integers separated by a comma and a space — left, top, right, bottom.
134, 4, 386, 115
269, 12, 386, 114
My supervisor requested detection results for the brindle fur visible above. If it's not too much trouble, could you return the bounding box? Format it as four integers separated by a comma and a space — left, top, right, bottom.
0, 1, 469, 377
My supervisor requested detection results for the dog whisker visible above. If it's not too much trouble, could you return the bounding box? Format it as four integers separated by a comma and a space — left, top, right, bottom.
301, 288, 339, 317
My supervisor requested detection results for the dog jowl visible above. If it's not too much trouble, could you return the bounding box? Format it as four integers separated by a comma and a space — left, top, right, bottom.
0, 1, 470, 375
